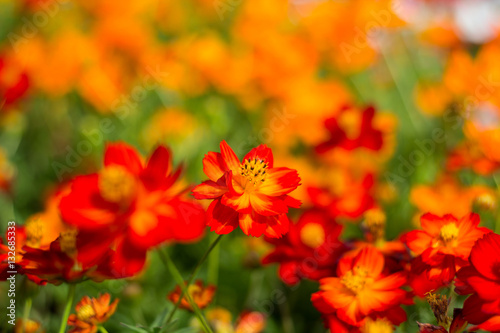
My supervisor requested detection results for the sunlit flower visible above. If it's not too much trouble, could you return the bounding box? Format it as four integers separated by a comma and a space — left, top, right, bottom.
60, 142, 206, 276
410, 176, 494, 217
168, 280, 216, 311
192, 141, 301, 238
402, 213, 491, 295
262, 209, 345, 285
456, 233, 500, 332
67, 293, 118, 333
312, 247, 407, 328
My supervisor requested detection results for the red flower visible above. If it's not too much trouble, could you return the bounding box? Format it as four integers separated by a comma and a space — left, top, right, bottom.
312, 247, 407, 329
0, 56, 29, 110
307, 173, 375, 220
21, 231, 117, 285
192, 141, 301, 238
168, 280, 216, 311
60, 143, 206, 277
456, 233, 500, 333
262, 209, 345, 285
402, 213, 491, 296
67, 293, 118, 333
315, 106, 383, 154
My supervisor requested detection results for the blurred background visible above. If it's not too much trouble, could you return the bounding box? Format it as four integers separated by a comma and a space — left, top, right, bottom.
2, 0, 500, 332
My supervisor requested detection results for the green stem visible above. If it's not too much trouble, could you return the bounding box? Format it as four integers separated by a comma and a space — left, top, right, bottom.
22, 297, 32, 333
493, 174, 500, 233
98, 326, 110, 333
158, 249, 213, 333
165, 234, 223, 324
207, 233, 220, 289
58, 284, 76, 333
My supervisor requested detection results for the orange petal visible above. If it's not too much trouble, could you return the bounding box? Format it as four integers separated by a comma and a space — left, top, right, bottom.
220, 140, 241, 174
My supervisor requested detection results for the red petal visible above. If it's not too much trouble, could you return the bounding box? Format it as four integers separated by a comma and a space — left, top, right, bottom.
243, 144, 274, 167
192, 179, 227, 199
259, 167, 301, 196
206, 199, 239, 234
220, 140, 241, 173
104, 142, 143, 175
203, 152, 226, 182
470, 233, 500, 281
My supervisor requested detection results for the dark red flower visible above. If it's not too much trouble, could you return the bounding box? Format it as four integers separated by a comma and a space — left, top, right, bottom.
262, 209, 345, 285
0, 56, 29, 110
456, 233, 500, 332
315, 106, 384, 154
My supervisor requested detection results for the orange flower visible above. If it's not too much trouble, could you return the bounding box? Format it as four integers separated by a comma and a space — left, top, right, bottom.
402, 213, 491, 295
15, 319, 44, 333
168, 280, 216, 311
192, 141, 301, 238
312, 247, 407, 327
67, 294, 118, 333
410, 176, 495, 217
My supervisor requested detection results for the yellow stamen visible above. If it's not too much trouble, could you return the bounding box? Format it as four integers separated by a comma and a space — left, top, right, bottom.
300, 223, 325, 248
361, 318, 394, 333
439, 223, 459, 244
77, 304, 96, 322
25, 215, 44, 248
342, 267, 370, 294
240, 158, 268, 185
98, 165, 137, 203
60, 229, 78, 256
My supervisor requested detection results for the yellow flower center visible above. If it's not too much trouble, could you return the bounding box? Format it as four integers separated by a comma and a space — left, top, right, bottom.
25, 215, 44, 248
363, 208, 386, 242
342, 268, 370, 294
240, 158, 268, 185
77, 304, 96, 322
60, 229, 78, 256
300, 223, 325, 248
339, 109, 361, 140
187, 284, 202, 297
98, 165, 137, 203
439, 223, 459, 244
361, 318, 394, 333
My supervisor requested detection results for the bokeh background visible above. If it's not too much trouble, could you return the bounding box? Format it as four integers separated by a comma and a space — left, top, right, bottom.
2, 0, 500, 332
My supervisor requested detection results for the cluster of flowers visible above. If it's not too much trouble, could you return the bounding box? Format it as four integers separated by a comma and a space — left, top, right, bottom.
1, 0, 500, 332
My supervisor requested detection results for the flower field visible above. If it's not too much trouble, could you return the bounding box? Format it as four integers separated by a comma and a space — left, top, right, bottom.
1, 0, 500, 332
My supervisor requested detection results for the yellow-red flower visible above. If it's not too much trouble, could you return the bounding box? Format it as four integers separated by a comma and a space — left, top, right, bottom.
168, 280, 216, 311
193, 141, 301, 238
67, 293, 118, 333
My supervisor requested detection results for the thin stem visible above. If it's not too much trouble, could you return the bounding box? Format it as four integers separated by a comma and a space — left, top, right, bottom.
165, 234, 223, 324
207, 233, 220, 291
493, 174, 500, 233
58, 284, 76, 333
22, 297, 32, 333
158, 249, 213, 333
98, 326, 110, 333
